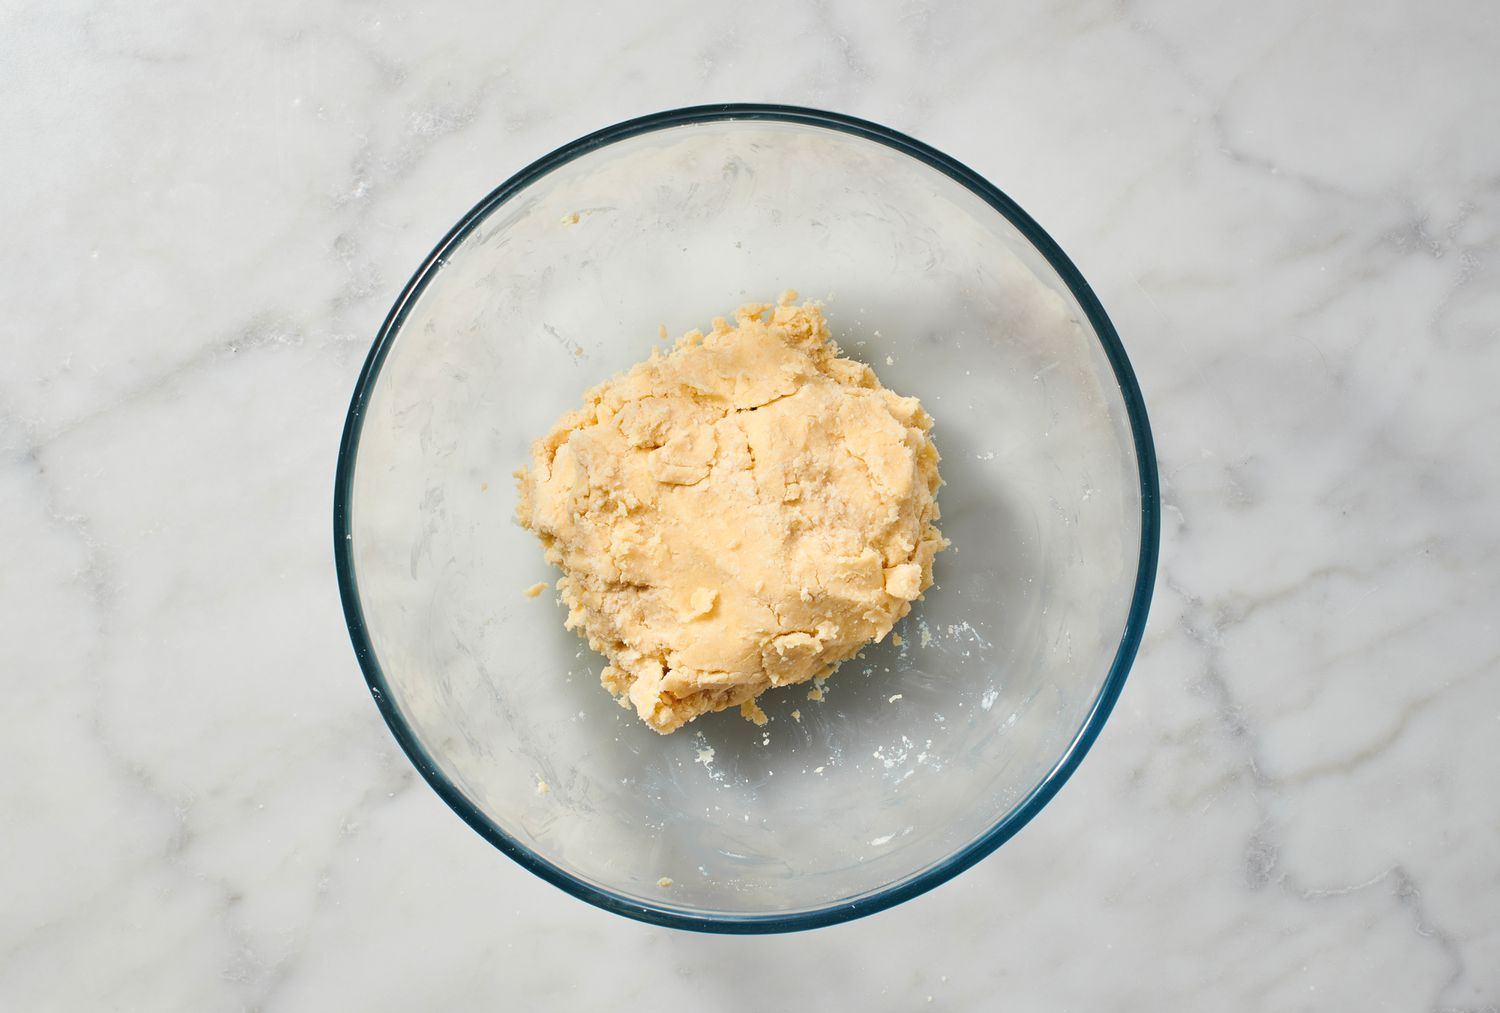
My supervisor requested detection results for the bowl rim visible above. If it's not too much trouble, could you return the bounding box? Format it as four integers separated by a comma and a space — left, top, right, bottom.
334, 102, 1160, 934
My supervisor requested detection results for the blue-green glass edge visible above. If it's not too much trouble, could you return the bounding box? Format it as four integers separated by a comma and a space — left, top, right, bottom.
333, 102, 1161, 934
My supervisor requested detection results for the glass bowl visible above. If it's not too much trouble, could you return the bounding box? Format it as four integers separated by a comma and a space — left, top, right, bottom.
334, 104, 1158, 932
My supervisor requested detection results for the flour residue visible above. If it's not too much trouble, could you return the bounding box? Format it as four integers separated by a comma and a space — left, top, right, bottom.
691, 731, 725, 783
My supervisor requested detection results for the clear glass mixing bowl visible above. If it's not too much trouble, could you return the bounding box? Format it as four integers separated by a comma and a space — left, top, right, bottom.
335, 105, 1158, 931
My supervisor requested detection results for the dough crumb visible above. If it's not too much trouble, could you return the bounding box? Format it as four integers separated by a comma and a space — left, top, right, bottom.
561, 211, 580, 225
480, 481, 489, 492
891, 632, 902, 647
791, 709, 802, 722
524, 582, 548, 599
888, 694, 903, 703
515, 299, 946, 733
657, 877, 673, 888
535, 779, 549, 796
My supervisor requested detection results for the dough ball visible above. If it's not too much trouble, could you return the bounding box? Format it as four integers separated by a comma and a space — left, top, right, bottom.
516, 296, 946, 733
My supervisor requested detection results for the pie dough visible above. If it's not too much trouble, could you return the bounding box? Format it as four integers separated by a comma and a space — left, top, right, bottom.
515, 294, 946, 733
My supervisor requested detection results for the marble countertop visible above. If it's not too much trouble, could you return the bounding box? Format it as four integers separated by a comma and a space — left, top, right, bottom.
5, 1, 1497, 1008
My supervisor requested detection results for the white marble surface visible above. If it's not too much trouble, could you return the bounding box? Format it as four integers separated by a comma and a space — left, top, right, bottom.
4, 0, 1498, 1008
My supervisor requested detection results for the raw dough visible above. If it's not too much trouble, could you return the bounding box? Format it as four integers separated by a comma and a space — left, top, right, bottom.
515, 294, 946, 733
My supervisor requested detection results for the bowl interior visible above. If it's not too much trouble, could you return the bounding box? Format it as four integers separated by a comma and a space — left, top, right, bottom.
344, 115, 1146, 923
